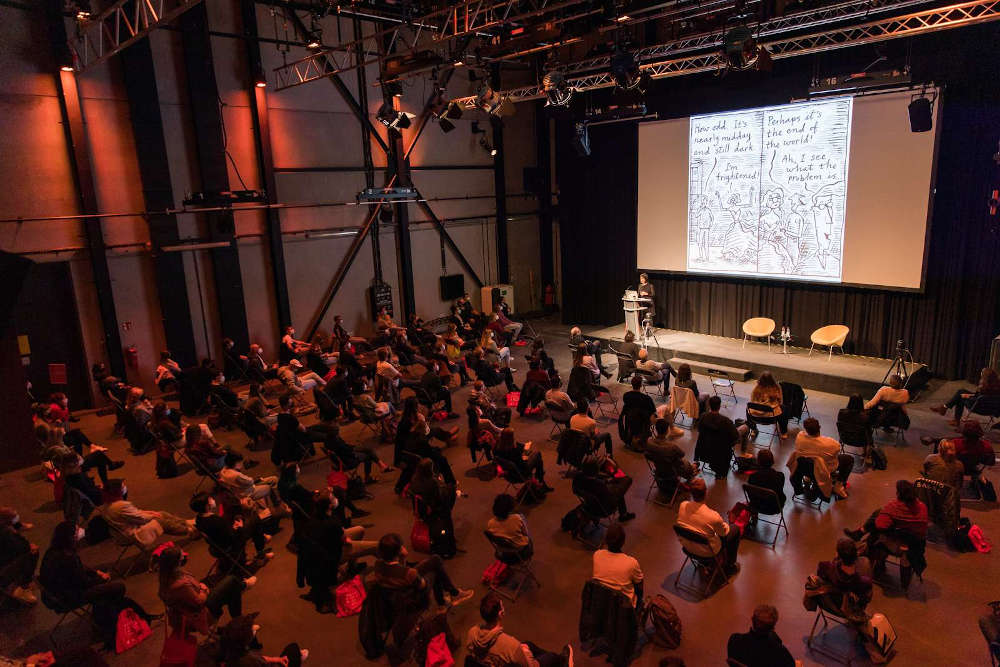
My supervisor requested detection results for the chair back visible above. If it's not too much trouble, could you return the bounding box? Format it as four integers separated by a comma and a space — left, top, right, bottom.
811, 324, 849, 346
544, 400, 572, 423
670, 385, 698, 418
877, 401, 908, 429
742, 317, 776, 338
837, 420, 872, 448
575, 489, 613, 519
483, 530, 528, 564
635, 368, 662, 386
743, 483, 781, 516
495, 454, 526, 483
746, 402, 778, 425
970, 394, 1000, 418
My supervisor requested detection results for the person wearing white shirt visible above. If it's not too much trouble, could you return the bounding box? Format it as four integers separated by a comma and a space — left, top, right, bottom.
676, 478, 741, 574
793, 418, 855, 498
591, 524, 643, 608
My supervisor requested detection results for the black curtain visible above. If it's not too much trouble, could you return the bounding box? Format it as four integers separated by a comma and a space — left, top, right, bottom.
557, 24, 1000, 380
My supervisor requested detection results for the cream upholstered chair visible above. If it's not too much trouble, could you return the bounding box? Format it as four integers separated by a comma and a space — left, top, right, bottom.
742, 317, 776, 350
810, 325, 849, 360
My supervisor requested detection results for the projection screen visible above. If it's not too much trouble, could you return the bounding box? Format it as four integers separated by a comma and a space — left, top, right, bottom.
636, 90, 940, 290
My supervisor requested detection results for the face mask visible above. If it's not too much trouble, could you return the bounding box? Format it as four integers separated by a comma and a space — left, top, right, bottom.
218, 375, 226, 384
11, 514, 20, 526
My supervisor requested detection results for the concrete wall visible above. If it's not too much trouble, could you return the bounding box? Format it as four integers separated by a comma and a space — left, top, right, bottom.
0, 2, 543, 404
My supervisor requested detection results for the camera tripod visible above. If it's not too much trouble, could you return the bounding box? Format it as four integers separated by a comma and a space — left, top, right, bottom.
640, 313, 661, 351
883, 341, 913, 385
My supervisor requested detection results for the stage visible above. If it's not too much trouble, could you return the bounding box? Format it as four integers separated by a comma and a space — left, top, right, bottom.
583, 324, 927, 397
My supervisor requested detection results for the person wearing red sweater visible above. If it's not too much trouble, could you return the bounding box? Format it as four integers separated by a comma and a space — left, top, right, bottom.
843, 480, 928, 588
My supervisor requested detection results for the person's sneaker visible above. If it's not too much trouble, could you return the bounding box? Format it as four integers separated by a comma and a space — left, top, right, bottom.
561, 643, 574, 667
929, 404, 947, 416
243, 576, 258, 589
448, 589, 475, 607
108, 460, 125, 471
542, 483, 556, 492
11, 585, 37, 605
619, 512, 636, 522
446, 412, 460, 420
843, 528, 864, 541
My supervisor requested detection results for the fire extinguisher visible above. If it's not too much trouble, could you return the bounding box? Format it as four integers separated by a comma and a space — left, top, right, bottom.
124, 345, 139, 371
543, 284, 555, 312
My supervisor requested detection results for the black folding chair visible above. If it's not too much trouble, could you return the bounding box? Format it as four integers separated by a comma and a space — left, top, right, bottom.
38, 581, 100, 649
968, 394, 1000, 432
746, 402, 781, 450
572, 489, 614, 550
672, 523, 728, 597
635, 368, 665, 400
482, 532, 539, 602
807, 603, 862, 665
837, 420, 873, 472
790, 457, 829, 510
495, 455, 540, 509
875, 401, 909, 445
545, 400, 572, 440
644, 454, 683, 508
610, 347, 635, 383
742, 483, 788, 548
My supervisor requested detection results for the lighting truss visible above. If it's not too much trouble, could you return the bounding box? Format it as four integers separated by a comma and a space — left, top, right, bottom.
451, 0, 1000, 106
272, 0, 589, 91
69, 0, 204, 73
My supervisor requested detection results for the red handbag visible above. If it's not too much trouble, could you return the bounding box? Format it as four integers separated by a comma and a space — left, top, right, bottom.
411, 519, 431, 553
728, 501, 752, 536
425, 632, 455, 667
481, 560, 510, 586
505, 391, 521, 408
335, 575, 367, 617
115, 608, 151, 653
327, 463, 349, 491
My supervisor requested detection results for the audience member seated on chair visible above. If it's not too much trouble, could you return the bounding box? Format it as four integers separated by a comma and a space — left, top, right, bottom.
516, 360, 550, 417
952, 420, 997, 477
155, 350, 182, 392
190, 492, 273, 574
748, 372, 789, 438
273, 395, 319, 467
303, 343, 334, 378
125, 386, 154, 432
567, 354, 608, 405
676, 478, 740, 575
278, 359, 327, 396
467, 591, 572, 667
837, 393, 873, 432
544, 378, 574, 414
843, 480, 928, 585
573, 459, 635, 523
248, 343, 278, 381
481, 329, 512, 368
815, 538, 873, 624
646, 419, 697, 494
727, 604, 796, 667
222, 338, 249, 382
244, 383, 275, 425
794, 418, 855, 499
396, 413, 459, 492
619, 376, 656, 451
695, 396, 746, 475
209, 370, 240, 408
922, 439, 964, 524
101, 479, 196, 548
216, 614, 308, 666
487, 494, 531, 555
747, 450, 787, 507
185, 424, 227, 473
40, 521, 156, 650
466, 404, 501, 464
369, 533, 473, 609
219, 453, 279, 502
931, 367, 1000, 425
470, 380, 513, 426
322, 408, 393, 484
159, 544, 255, 635
420, 359, 457, 417
473, 349, 517, 394
0, 507, 39, 606
864, 374, 910, 427
591, 524, 643, 610
635, 348, 674, 387
673, 363, 708, 415
495, 428, 554, 491
616, 331, 641, 380
570, 327, 610, 380
570, 400, 614, 457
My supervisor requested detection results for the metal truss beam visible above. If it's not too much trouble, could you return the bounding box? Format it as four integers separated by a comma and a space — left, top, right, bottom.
453, 0, 1000, 105
70, 0, 204, 73
272, 0, 587, 90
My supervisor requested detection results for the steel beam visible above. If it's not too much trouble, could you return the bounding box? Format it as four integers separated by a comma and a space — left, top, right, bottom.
179, 3, 250, 354
119, 38, 198, 367
355, 15, 383, 284
414, 190, 485, 290
48, 0, 127, 382
70, 0, 204, 73
535, 101, 554, 288
242, 0, 292, 332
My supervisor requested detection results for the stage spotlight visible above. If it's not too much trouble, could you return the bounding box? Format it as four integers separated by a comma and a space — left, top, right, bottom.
542, 70, 574, 107
479, 135, 498, 157
436, 101, 463, 133
571, 122, 590, 157
377, 101, 414, 130
724, 25, 763, 71
475, 84, 514, 116
610, 48, 647, 92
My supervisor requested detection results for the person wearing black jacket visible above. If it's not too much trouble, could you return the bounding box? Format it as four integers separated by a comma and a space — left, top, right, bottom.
321, 408, 393, 484
409, 458, 459, 558
472, 350, 516, 393
272, 394, 319, 467
746, 449, 787, 507
572, 459, 635, 522
618, 375, 656, 450
727, 604, 796, 667
190, 493, 272, 574
420, 360, 457, 416
297, 496, 346, 613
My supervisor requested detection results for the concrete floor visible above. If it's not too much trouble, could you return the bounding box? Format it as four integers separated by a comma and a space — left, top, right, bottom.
0, 315, 996, 666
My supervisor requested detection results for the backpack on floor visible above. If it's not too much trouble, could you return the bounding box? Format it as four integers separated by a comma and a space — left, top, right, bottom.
870, 447, 888, 470
978, 477, 997, 503
561, 507, 582, 533
642, 594, 682, 649
866, 612, 898, 657
335, 575, 367, 617
116, 608, 151, 654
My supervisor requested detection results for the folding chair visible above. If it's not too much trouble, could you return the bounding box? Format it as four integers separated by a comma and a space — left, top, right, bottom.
38, 582, 100, 649
483, 532, 539, 602
779, 381, 810, 423
709, 369, 736, 404
745, 402, 781, 450
495, 455, 540, 509
544, 400, 572, 440
107, 521, 158, 578
790, 457, 829, 510
591, 391, 619, 422
572, 490, 614, 550
635, 368, 665, 400
874, 402, 908, 446
176, 447, 221, 494
968, 394, 1000, 433
807, 604, 862, 665
742, 483, 788, 548
672, 523, 728, 598
609, 347, 635, 383
644, 454, 683, 507
669, 385, 699, 429
837, 420, 872, 472
878, 538, 924, 593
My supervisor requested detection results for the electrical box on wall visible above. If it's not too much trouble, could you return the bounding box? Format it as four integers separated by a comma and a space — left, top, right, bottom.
481, 284, 514, 315
369, 282, 393, 320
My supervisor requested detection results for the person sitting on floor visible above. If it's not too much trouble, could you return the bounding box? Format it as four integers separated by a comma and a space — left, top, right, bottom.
591, 524, 643, 610
727, 604, 796, 667
843, 480, 928, 588
572, 458, 635, 523
467, 592, 573, 667
101, 479, 196, 548
695, 396, 747, 476
747, 449, 787, 507
793, 417, 855, 499
487, 494, 531, 556
495, 428, 554, 492
645, 419, 697, 497
676, 478, 741, 576
570, 400, 614, 457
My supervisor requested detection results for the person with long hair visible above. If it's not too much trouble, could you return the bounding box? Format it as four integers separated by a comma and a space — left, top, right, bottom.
158, 544, 255, 634
40, 521, 157, 649
931, 366, 1000, 425
480, 329, 512, 369
410, 458, 458, 558
495, 428, 553, 491
184, 423, 227, 472
467, 404, 501, 463
748, 371, 790, 437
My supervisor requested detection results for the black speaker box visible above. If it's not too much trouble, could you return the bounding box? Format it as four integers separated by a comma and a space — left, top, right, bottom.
908, 97, 933, 133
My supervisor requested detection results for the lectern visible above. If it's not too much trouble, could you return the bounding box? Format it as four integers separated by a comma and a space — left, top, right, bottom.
622, 290, 647, 337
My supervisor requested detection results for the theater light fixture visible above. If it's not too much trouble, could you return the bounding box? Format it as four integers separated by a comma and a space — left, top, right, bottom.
571, 122, 590, 157
542, 70, 574, 107
436, 101, 463, 133
610, 48, 649, 92
377, 101, 414, 129
472, 121, 498, 157
723, 24, 769, 71
475, 84, 513, 116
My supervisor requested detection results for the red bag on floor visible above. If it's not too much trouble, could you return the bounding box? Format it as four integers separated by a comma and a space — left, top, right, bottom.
728, 501, 752, 536
505, 391, 521, 408
481, 560, 510, 586
160, 618, 197, 667
425, 632, 455, 667
335, 575, 367, 617
116, 608, 151, 653
411, 519, 431, 553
